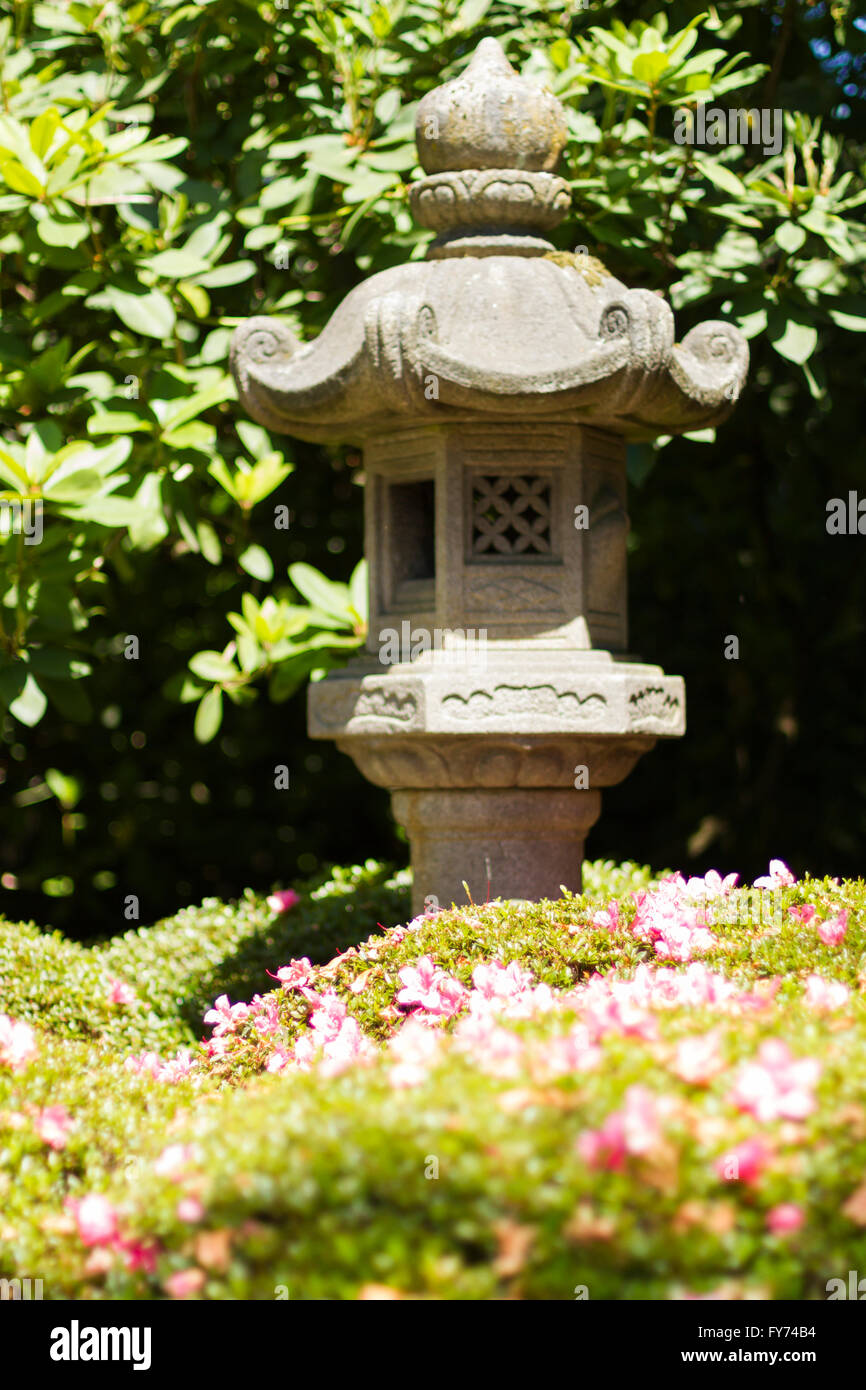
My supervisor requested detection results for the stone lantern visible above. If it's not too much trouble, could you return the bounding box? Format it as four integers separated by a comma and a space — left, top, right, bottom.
231, 37, 748, 915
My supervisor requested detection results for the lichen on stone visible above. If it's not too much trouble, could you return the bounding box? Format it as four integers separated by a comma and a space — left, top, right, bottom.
543, 250, 610, 286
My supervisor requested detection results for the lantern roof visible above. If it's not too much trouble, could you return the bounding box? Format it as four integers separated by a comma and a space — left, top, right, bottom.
231, 37, 748, 444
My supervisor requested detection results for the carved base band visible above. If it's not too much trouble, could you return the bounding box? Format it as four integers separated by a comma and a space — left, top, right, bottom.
392, 788, 602, 916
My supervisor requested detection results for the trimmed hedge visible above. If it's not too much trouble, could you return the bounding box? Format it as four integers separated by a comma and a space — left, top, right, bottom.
3, 861, 866, 1299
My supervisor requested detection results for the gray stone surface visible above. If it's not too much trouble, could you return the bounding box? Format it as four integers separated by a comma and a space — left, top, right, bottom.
230, 36, 748, 914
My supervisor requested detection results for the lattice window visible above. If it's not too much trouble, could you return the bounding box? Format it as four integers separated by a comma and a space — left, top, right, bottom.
470, 474, 552, 557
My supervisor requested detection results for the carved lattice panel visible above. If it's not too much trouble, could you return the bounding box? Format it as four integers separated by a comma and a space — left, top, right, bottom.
470, 474, 553, 558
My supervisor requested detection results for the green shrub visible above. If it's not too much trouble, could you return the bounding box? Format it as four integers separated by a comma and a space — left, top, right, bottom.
4, 861, 866, 1299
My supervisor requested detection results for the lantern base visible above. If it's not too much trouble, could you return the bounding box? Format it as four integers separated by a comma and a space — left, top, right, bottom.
392, 787, 602, 917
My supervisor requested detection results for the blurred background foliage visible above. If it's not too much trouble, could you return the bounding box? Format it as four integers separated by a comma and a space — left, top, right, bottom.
0, 0, 864, 937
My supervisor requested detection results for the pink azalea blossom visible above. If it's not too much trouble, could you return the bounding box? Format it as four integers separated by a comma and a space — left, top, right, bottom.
154, 1143, 195, 1180
176, 1197, 205, 1224
766, 1203, 804, 1234
125, 1047, 195, 1084
591, 902, 621, 932
318, 1014, 375, 1076
682, 870, 739, 898
267, 1047, 291, 1073
69, 1194, 119, 1247
120, 1239, 158, 1274
396, 957, 468, 1020
308, 991, 348, 1043
33, 1105, 73, 1150
817, 911, 847, 947
164, 1268, 206, 1298
107, 977, 137, 1006
631, 878, 717, 962
789, 904, 816, 925
266, 888, 300, 914
203, 994, 250, 1038
728, 1040, 821, 1122
0, 1014, 36, 1072
159, 1049, 196, 1083
578, 1086, 664, 1170
124, 1050, 162, 1079
388, 1018, 444, 1088
250, 993, 281, 1036
472, 960, 533, 1003
671, 1031, 724, 1085
271, 957, 313, 991
804, 974, 850, 1013
713, 1136, 773, 1185
531, 1023, 601, 1080
754, 859, 796, 890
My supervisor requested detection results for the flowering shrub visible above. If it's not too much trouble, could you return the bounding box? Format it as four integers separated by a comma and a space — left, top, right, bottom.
2, 860, 866, 1299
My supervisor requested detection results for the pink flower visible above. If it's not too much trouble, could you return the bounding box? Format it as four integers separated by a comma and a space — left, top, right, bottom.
631, 878, 717, 962
154, 1144, 195, 1180
319, 1015, 374, 1075
159, 1048, 196, 1083
396, 957, 468, 1020
203, 994, 249, 1037
69, 1194, 119, 1247
804, 974, 850, 1013
713, 1136, 772, 1185
682, 870, 739, 899
817, 911, 847, 947
267, 1048, 291, 1073
124, 1050, 162, 1079
107, 977, 137, 1006
120, 1239, 158, 1274
578, 1086, 663, 1170
271, 957, 313, 991
33, 1105, 73, 1150
754, 859, 796, 890
308, 991, 348, 1043
164, 1268, 206, 1298
176, 1197, 205, 1224
671, 1032, 724, 1085
766, 1203, 804, 1234
728, 1040, 820, 1122
266, 888, 300, 914
591, 902, 621, 932
396, 956, 442, 1011
0, 1014, 36, 1072
250, 993, 281, 1036
388, 1018, 443, 1088
789, 904, 816, 925
472, 960, 533, 1003
531, 1023, 601, 1080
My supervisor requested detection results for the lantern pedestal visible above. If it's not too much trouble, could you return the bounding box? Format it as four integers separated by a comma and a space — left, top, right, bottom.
392, 788, 601, 913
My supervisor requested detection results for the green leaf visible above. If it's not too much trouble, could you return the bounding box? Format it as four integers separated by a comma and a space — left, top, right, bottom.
30, 109, 60, 161
197, 520, 222, 565
189, 651, 236, 683
774, 222, 806, 254
195, 260, 256, 288
769, 314, 818, 365
102, 285, 176, 338
141, 248, 212, 278
289, 562, 351, 621
828, 309, 866, 333
194, 686, 223, 743
34, 211, 89, 248
0, 159, 44, 197
239, 544, 274, 582
9, 674, 47, 726
632, 51, 668, 85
